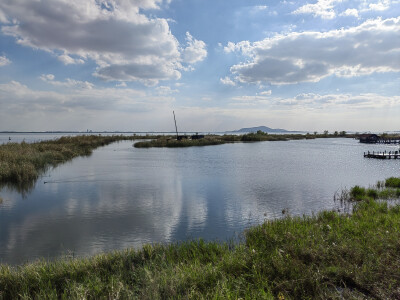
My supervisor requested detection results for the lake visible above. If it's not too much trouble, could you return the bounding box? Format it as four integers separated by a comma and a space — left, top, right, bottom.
1, 134, 400, 265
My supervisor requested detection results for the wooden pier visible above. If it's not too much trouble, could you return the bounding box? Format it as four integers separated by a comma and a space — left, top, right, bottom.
375, 139, 400, 144
364, 151, 400, 159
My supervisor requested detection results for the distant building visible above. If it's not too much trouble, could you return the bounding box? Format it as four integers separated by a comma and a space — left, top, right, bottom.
359, 134, 379, 143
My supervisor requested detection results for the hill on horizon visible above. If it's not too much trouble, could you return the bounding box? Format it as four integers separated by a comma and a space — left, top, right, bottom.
229, 126, 295, 133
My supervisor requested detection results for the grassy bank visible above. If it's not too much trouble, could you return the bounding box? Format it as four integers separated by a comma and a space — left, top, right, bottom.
134, 135, 234, 148
1, 180, 399, 299
0, 135, 154, 191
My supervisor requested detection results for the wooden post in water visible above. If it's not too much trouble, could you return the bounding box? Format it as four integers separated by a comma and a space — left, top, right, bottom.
173, 111, 179, 140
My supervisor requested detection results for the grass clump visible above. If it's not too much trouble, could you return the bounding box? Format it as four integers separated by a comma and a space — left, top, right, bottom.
350, 185, 366, 201
385, 177, 400, 188
1, 180, 400, 299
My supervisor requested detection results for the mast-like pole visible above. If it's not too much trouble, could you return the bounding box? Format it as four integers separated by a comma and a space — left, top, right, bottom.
173, 110, 179, 139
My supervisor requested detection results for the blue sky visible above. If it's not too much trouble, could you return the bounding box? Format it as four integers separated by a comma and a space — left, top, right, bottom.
0, 0, 399, 132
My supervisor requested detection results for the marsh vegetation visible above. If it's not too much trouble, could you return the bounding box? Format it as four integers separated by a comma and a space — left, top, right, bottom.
0, 135, 155, 192
133, 131, 350, 148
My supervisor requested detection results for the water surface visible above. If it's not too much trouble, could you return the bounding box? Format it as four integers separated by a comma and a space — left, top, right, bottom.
1, 136, 400, 265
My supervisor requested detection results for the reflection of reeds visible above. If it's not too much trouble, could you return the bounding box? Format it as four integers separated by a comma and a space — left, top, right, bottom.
0, 196, 3, 204
1, 182, 399, 298
0, 135, 148, 191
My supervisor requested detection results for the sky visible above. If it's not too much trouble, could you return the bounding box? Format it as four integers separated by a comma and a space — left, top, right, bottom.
0, 0, 399, 132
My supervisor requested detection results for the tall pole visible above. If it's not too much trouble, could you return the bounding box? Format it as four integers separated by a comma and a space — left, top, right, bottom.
173, 110, 179, 140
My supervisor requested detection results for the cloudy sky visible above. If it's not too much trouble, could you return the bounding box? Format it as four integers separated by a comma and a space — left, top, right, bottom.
0, 0, 399, 132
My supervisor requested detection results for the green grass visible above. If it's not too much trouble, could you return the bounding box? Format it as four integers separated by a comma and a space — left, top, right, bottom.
385, 177, 400, 188
1, 179, 400, 299
349, 181, 400, 202
0, 135, 154, 191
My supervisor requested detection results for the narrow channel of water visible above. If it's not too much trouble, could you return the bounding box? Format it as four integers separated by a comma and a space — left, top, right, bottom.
1, 136, 399, 265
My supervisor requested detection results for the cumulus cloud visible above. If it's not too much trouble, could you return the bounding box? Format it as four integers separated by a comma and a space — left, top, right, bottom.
0, 0, 206, 85
340, 8, 359, 17
225, 17, 400, 85
292, 0, 343, 19
0, 55, 11, 66
366, 0, 391, 11
294, 0, 396, 19
181, 32, 207, 64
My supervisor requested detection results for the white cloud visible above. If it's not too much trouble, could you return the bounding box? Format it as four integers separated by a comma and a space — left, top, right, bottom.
295, 0, 396, 19
259, 90, 272, 96
292, 0, 343, 19
0, 80, 160, 115
181, 32, 207, 64
220, 76, 236, 86
40, 74, 94, 89
0, 55, 11, 66
0, 0, 206, 85
58, 54, 85, 65
225, 17, 400, 85
366, 0, 391, 11
155, 85, 178, 95
229, 92, 400, 110
40, 74, 55, 81
340, 8, 359, 17
253, 5, 268, 11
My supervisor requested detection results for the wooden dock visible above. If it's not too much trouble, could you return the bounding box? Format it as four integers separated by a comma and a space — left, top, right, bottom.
364, 151, 400, 159
375, 139, 400, 144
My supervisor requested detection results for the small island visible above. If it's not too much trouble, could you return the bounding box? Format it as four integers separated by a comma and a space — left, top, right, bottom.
134, 130, 349, 148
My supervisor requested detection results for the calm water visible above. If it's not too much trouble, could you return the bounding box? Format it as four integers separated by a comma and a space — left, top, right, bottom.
1, 135, 400, 265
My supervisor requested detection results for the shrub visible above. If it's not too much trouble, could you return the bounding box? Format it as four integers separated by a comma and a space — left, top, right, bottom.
385, 177, 400, 188
350, 185, 366, 201
366, 188, 378, 199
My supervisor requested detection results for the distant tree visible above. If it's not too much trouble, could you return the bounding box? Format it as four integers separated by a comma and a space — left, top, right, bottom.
323, 130, 329, 136
314, 131, 318, 135
334, 131, 339, 136
339, 131, 346, 136
256, 130, 267, 135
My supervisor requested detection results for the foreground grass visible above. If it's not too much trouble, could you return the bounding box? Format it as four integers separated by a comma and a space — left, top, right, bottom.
1, 181, 400, 299
0, 135, 154, 191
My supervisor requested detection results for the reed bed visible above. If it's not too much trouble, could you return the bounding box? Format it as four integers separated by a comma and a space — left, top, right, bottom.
0, 135, 151, 190
1, 179, 399, 299
133, 132, 336, 148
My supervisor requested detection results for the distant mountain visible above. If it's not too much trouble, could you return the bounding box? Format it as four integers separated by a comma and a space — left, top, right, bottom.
230, 126, 293, 133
